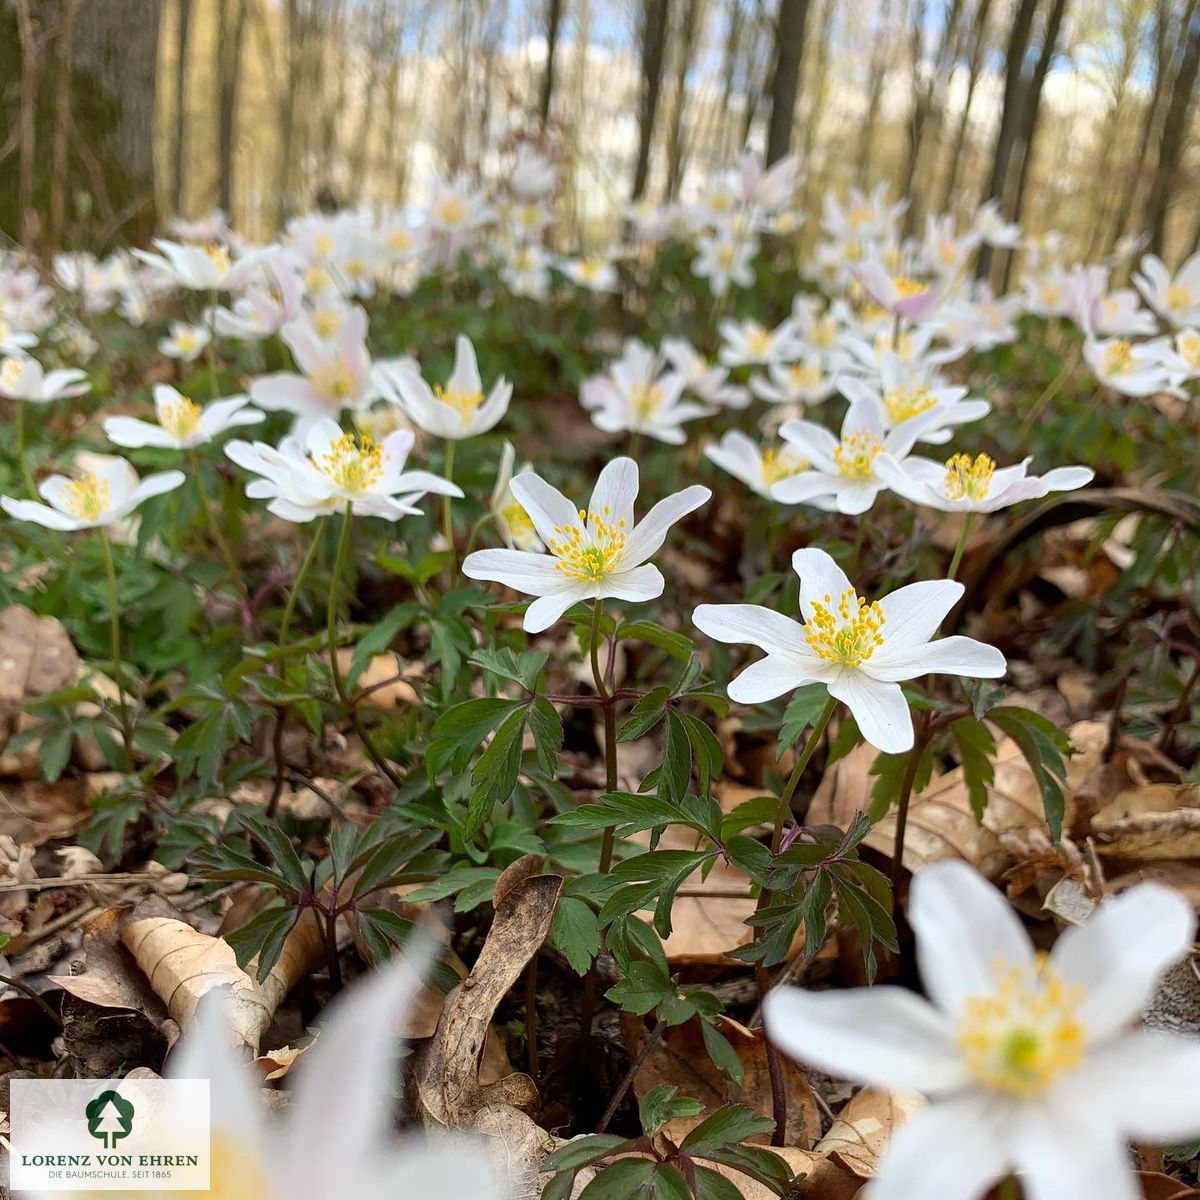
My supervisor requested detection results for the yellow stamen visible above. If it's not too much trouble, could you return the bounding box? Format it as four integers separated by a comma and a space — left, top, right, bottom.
883, 385, 937, 424
805, 587, 885, 666
1179, 331, 1200, 368
314, 432, 384, 493
892, 276, 928, 299
311, 308, 343, 338
629, 381, 663, 421
548, 505, 626, 583
1102, 340, 1133, 376
832, 430, 884, 480
161, 395, 202, 441
761, 447, 808, 487
744, 325, 773, 357
500, 500, 536, 542
434, 383, 485, 426
437, 196, 466, 226
63, 471, 112, 520
1166, 283, 1191, 312
956, 956, 1086, 1098
1, 357, 24, 390
313, 233, 334, 257
310, 358, 358, 403
787, 363, 823, 392
944, 452, 996, 501
205, 244, 230, 273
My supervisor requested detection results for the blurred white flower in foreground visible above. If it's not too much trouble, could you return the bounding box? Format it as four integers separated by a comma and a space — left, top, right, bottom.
226, 419, 461, 523
692, 232, 755, 296
135, 959, 506, 1200
0, 317, 37, 356
718, 317, 801, 368
765, 860, 1200, 1200
104, 386, 264, 451
560, 256, 619, 294
380, 335, 512, 440
463, 456, 709, 633
693, 547, 1004, 751
1083, 336, 1174, 397
0, 355, 89, 403
1, 453, 184, 531
1134, 252, 1200, 328
490, 441, 544, 552
705, 431, 809, 500
662, 337, 750, 409
874, 452, 1093, 513
159, 321, 212, 362
133, 238, 234, 291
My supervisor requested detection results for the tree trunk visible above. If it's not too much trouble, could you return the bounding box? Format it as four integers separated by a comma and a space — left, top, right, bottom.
766, 0, 809, 164
538, 0, 563, 127
974, 0, 1039, 279
856, 0, 894, 187
937, 0, 994, 212
217, 0, 248, 216
719, 0, 744, 159
14, 0, 40, 249
47, 0, 76, 252
799, 0, 834, 219
632, 0, 671, 200
666, 0, 705, 197
172, 0, 191, 216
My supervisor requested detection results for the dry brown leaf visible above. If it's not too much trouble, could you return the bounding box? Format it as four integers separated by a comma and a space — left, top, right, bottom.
335, 650, 419, 709
633, 1016, 822, 1149
0, 606, 78, 706
119, 909, 325, 1051
815, 1088, 925, 1179
417, 855, 563, 1127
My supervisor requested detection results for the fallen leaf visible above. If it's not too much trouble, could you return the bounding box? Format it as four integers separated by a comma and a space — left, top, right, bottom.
815, 1088, 925, 1178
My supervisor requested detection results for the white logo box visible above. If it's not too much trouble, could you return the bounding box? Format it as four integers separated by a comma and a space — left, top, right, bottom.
9, 1079, 209, 1193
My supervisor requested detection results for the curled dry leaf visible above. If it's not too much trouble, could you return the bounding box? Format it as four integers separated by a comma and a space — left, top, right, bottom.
633, 1016, 822, 1150
118, 908, 325, 1052
815, 1087, 925, 1179
416, 854, 563, 1128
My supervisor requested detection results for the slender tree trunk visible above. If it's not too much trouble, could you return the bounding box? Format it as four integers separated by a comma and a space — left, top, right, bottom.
766, 0, 809, 164
48, 0, 76, 252
217, 0, 248, 216
856, 0, 894, 187
14, 0, 39, 248
631, 0, 671, 200
172, 0, 191, 216
666, 0, 704, 196
799, 0, 834, 218
937, 0, 994, 212
538, 0, 563, 127
276, 0, 304, 228
719, 0, 744, 159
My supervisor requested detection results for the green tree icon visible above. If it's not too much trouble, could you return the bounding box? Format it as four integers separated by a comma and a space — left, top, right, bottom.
85, 1090, 135, 1149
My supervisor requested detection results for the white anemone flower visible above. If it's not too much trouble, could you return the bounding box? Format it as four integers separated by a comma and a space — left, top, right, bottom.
1, 452, 184, 532
771, 395, 939, 515
692, 233, 756, 297
661, 337, 750, 409
225, 419, 461, 523
427, 175, 493, 237
0, 318, 37, 356
971, 198, 1021, 248
750, 356, 838, 406
463, 457, 710, 633
0, 355, 90, 403
104, 385, 264, 451
855, 259, 942, 322
580, 341, 712, 445
1133, 252, 1200, 328
380, 335, 512, 440
705, 431, 810, 500
159, 320, 212, 362
132, 238, 234, 291
510, 145, 557, 200
874, 452, 1093, 513
148, 959, 504, 1200
693, 547, 1004, 752
718, 317, 802, 368
490, 441, 544, 552
560, 256, 620, 294
765, 859, 1200, 1200
1082, 336, 1175, 397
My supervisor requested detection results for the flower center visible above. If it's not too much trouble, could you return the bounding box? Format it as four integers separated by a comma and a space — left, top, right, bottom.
578, 258, 603, 281
1, 357, 24, 390
310, 358, 358, 403
805, 586, 885, 666
832, 430, 884, 480
944, 452, 995, 501
1102, 339, 1133, 375
1166, 283, 1191, 311
848, 206, 873, 229
956, 957, 1086, 1098
548, 506, 627, 583
311, 308, 343, 338
883, 385, 937, 424
716, 244, 736, 268
1180, 331, 1200, 368
205, 244, 230, 273
787, 364, 823, 391
500, 500, 536, 541
161, 396, 202, 441
176, 331, 198, 353
761, 447, 808, 487
630, 381, 663, 421
314, 233, 334, 257
64, 472, 112, 520
437, 196, 466, 226
434, 383, 484, 426
745, 325, 772, 356
209, 1132, 275, 1199
314, 433, 384, 493
388, 230, 412, 252
893, 276, 928, 299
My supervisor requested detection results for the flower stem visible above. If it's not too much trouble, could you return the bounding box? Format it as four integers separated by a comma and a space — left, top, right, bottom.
850, 518, 868, 576
442, 438, 457, 572
278, 518, 325, 647
15, 401, 38, 499
188, 448, 243, 595
998, 1175, 1021, 1200
1019, 343, 1080, 440
947, 511, 974, 580
628, 431, 643, 461
327, 503, 405, 790
755, 695, 836, 1146
98, 530, 134, 771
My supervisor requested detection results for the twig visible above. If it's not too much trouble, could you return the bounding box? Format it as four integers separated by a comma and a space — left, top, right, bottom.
596, 1018, 666, 1135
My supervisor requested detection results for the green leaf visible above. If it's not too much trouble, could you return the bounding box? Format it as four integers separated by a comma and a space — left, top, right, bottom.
680, 1104, 776, 1155
552, 896, 601, 975
639, 1084, 704, 1134
605, 959, 675, 1016
691, 1165, 746, 1200
868, 743, 932, 822
777, 684, 831, 761
659, 711, 692, 805
528, 696, 564, 775
952, 716, 997, 820
618, 620, 694, 662
428, 697, 522, 776
700, 1020, 745, 1085
541, 1135, 630, 1174
38, 723, 74, 784
225, 903, 300, 982
619, 687, 671, 741
576, 1158, 658, 1200
988, 706, 1070, 840
465, 706, 527, 839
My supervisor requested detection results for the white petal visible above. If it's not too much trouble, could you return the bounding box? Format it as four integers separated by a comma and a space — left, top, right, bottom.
524, 588, 588, 633
864, 635, 1006, 683
764, 984, 968, 1093
602, 562, 664, 603
1, 496, 85, 530
770, 470, 840, 506
864, 1095, 1010, 1200
834, 482, 881, 515
792, 547, 853, 622
461, 548, 564, 594
1011, 1106, 1139, 1200
587, 457, 639, 530
448, 334, 483, 396
826, 670, 913, 753
104, 416, 176, 449
871, 579, 964, 652
509, 472, 582, 546
909, 859, 1035, 1017
1050, 882, 1195, 1039
1064, 1031, 1200, 1142
126, 470, 187, 509
356, 1140, 504, 1198
728, 655, 826, 703
694, 600, 811, 655
620, 485, 710, 566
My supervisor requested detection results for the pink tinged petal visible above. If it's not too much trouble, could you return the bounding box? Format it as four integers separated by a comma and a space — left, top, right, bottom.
621, 484, 710, 566
509, 472, 583, 547
524, 588, 589, 633
1062, 1031, 1200, 1143
909, 859, 1036, 1017
763, 984, 968, 1093
1050, 882, 1195, 1039
864, 1095, 1011, 1200
602, 562, 665, 603
792, 547, 854, 622
826, 671, 913, 753
869, 580, 965, 654
863, 635, 1006, 683
1011, 1107, 1139, 1200
461, 548, 565, 594
728, 655, 827, 704
587, 457, 639, 530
